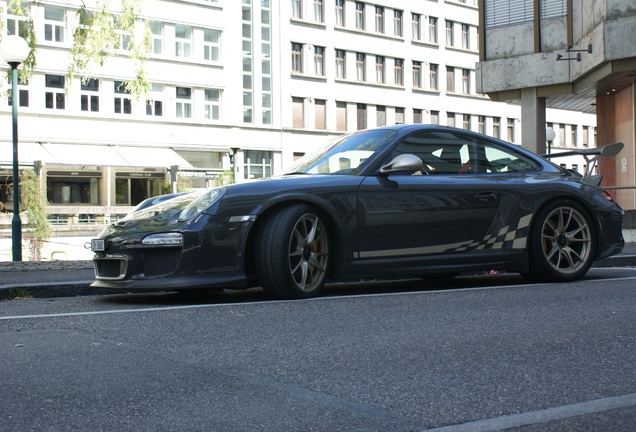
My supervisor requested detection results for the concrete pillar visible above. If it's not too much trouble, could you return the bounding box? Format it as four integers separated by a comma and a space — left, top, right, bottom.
520, 88, 547, 155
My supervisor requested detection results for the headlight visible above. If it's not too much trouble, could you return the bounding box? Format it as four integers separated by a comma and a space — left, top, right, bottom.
142, 233, 183, 246
179, 187, 226, 221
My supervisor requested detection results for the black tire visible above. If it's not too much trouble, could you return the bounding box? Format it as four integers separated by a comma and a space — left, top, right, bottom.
524, 199, 595, 282
254, 204, 330, 299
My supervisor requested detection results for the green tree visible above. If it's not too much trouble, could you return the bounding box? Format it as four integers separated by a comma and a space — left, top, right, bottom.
5, 0, 150, 99
19, 169, 50, 257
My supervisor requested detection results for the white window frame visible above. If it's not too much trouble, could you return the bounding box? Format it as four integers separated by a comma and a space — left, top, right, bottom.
44, 6, 65, 43
114, 81, 132, 114
204, 89, 221, 120
146, 84, 164, 116
80, 78, 100, 112
175, 25, 192, 58
150, 22, 164, 55
176, 86, 192, 118
203, 29, 221, 62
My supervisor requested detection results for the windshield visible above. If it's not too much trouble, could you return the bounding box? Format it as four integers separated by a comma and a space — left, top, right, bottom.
285, 129, 398, 175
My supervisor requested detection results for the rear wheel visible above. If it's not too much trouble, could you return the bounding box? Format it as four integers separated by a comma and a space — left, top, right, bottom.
254, 204, 330, 299
525, 200, 595, 282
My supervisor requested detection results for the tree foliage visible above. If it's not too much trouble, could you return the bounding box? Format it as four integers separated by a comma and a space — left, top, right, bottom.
4, 0, 150, 98
19, 169, 51, 253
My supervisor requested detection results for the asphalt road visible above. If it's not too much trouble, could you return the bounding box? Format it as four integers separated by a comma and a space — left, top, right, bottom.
1, 268, 635, 431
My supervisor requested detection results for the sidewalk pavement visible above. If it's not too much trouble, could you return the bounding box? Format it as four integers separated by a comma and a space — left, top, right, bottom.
2, 244, 636, 301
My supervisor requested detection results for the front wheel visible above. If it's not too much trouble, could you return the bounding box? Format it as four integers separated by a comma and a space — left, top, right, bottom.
254, 204, 330, 299
524, 200, 596, 282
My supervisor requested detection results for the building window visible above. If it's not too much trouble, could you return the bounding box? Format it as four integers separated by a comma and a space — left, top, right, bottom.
413, 108, 422, 123
7, 13, 29, 38
395, 107, 404, 124
485, 0, 533, 28
146, 84, 163, 116
48, 175, 99, 204
377, 105, 386, 126
463, 114, 471, 130
461, 24, 470, 49
412, 13, 421, 40
115, 25, 132, 51
447, 112, 456, 127
292, 97, 304, 128
114, 81, 131, 114
314, 0, 324, 23
45, 74, 65, 110
375, 6, 384, 33
429, 17, 438, 43
446, 66, 455, 92
541, 0, 567, 18
292, 0, 302, 19
116, 175, 162, 206
429, 63, 439, 90
357, 103, 367, 130
203, 29, 220, 61
262, 0, 272, 125
446, 21, 454, 46
493, 117, 501, 138
8, 76, 29, 108
244, 150, 272, 180
430, 110, 439, 124
507, 119, 515, 142
413, 61, 421, 88
559, 124, 566, 146
333, 102, 345, 131
571, 125, 577, 147
204, 89, 221, 120
150, 22, 163, 55
44, 6, 65, 43
356, 52, 366, 81
375, 56, 385, 84
478, 115, 485, 134
176, 87, 192, 118
80, 78, 99, 112
393, 10, 403, 37
394, 59, 404, 86
292, 42, 303, 73
335, 49, 346, 78
315, 99, 326, 129
355, 2, 365, 30
462, 69, 470, 94
582, 126, 589, 147
242, 1, 253, 123
335, 0, 345, 26
175, 25, 192, 58
314, 46, 325, 76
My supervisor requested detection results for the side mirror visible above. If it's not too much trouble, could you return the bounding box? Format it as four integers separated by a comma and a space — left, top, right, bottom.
380, 154, 423, 175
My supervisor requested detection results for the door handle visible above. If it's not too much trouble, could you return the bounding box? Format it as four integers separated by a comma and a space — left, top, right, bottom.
475, 192, 498, 201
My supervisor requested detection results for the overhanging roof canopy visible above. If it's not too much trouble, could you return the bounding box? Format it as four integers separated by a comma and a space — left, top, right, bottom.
0, 142, 193, 169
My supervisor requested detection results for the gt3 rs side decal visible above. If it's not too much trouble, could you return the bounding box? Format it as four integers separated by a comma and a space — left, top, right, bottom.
357, 213, 533, 259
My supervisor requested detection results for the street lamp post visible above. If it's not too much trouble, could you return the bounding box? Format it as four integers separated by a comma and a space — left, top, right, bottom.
546, 127, 556, 155
0, 35, 30, 261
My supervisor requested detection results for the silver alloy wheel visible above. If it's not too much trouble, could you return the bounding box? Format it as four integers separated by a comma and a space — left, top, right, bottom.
540, 206, 592, 275
287, 213, 329, 292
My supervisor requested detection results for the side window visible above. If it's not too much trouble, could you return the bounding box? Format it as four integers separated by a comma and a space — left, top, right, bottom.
480, 140, 540, 173
388, 131, 476, 174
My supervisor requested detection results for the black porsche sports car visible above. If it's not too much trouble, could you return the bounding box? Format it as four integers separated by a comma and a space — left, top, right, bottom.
91, 125, 624, 299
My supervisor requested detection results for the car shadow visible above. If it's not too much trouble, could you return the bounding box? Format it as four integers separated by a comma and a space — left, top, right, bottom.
97, 272, 530, 306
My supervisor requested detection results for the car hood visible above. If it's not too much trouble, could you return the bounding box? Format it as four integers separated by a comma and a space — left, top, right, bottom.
102, 191, 203, 236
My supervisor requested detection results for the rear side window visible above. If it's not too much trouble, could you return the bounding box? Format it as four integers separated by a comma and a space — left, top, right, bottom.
388, 131, 539, 174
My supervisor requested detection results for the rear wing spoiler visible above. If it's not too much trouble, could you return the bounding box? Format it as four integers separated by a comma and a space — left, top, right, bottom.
541, 142, 623, 187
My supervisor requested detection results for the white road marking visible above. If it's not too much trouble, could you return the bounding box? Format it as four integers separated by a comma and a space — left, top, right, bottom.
425, 392, 636, 432
2, 271, 636, 321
